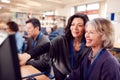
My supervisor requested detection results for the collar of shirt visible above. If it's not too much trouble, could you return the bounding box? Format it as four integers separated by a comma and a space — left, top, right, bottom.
32, 32, 43, 47
88, 48, 104, 64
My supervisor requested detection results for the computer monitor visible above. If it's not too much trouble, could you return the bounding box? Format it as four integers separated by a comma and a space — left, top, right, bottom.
0, 31, 21, 80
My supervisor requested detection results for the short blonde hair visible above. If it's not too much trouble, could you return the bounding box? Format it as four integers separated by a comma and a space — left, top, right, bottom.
85, 18, 114, 49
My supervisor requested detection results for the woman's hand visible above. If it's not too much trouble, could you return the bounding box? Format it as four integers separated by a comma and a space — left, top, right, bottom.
18, 53, 31, 66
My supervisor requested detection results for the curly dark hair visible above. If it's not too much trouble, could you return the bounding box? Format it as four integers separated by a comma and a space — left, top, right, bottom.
64, 13, 89, 42
7, 21, 19, 32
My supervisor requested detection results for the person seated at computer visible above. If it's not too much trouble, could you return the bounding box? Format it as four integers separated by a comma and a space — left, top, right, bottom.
66, 18, 120, 80
24, 18, 51, 74
6, 21, 24, 53
48, 24, 60, 40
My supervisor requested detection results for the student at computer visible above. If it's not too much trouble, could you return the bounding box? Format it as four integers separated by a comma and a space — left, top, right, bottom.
24, 18, 51, 74
6, 21, 23, 53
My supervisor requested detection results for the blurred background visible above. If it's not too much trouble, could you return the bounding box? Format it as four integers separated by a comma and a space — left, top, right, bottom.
0, 0, 120, 61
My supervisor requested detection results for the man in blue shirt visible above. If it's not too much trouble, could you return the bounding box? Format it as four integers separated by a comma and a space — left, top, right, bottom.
6, 21, 24, 53
49, 24, 60, 40
24, 18, 51, 74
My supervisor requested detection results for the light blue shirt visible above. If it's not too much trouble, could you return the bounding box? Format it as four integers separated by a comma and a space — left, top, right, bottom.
15, 32, 24, 53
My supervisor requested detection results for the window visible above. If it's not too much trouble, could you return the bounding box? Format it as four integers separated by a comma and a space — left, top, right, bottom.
87, 3, 99, 10
74, 3, 100, 20
77, 5, 86, 11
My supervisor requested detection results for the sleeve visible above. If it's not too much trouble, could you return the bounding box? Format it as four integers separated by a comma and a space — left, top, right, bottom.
65, 67, 81, 80
101, 58, 120, 80
26, 53, 51, 73
15, 33, 24, 53
27, 42, 50, 58
48, 36, 65, 61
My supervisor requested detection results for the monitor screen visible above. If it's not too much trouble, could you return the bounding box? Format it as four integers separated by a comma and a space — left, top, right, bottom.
0, 31, 21, 80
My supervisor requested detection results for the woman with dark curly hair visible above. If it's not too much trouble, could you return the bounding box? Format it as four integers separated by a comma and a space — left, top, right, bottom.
19, 13, 91, 80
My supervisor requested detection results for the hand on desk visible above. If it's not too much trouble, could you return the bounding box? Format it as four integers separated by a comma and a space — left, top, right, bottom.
18, 53, 31, 65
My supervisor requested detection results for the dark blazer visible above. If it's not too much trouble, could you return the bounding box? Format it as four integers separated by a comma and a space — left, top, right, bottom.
25, 33, 51, 74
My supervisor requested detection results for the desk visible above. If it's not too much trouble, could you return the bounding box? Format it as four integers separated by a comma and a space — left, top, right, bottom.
21, 65, 50, 80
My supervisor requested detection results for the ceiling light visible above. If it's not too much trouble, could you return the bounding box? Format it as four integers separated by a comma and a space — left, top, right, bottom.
27, 1, 41, 6
46, 0, 62, 3
16, 3, 30, 8
1, 0, 11, 3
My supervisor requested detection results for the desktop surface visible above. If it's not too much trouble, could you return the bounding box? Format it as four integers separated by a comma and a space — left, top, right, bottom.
21, 65, 50, 80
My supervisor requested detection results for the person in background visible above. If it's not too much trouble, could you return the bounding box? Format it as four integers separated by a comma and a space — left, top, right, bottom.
19, 13, 91, 80
6, 21, 23, 53
66, 18, 120, 80
24, 18, 51, 74
48, 24, 60, 40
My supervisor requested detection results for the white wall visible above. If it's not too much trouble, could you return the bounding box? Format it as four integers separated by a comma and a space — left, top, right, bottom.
106, 0, 120, 13
55, 6, 71, 16
106, 0, 120, 46
55, 5, 72, 25
106, 0, 120, 21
